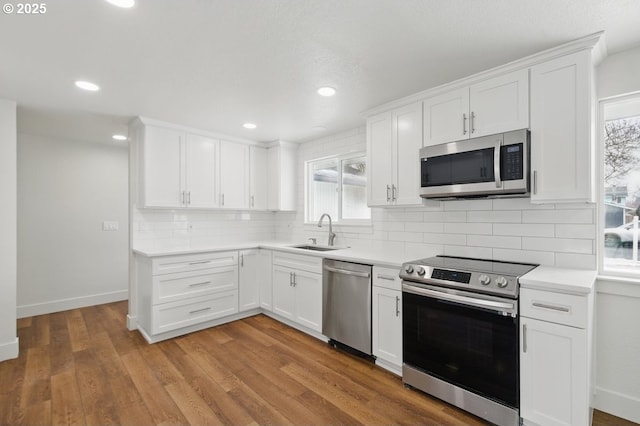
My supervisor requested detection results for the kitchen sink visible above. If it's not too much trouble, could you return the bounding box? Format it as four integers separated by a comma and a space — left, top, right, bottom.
290, 244, 340, 251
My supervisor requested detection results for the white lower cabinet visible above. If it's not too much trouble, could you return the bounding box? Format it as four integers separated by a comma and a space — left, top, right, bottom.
135, 251, 239, 341
238, 249, 259, 312
271, 252, 322, 332
372, 266, 402, 374
520, 287, 593, 426
258, 249, 273, 311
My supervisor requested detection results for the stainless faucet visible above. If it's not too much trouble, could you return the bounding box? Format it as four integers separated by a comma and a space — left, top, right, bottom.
317, 213, 336, 246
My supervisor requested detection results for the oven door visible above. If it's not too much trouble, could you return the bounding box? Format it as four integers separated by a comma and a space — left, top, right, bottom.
402, 282, 519, 409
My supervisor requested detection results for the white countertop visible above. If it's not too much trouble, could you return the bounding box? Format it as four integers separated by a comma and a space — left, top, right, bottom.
519, 266, 597, 295
134, 242, 597, 293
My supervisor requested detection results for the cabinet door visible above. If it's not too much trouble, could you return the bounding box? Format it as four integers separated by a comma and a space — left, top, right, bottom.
366, 112, 394, 206
185, 134, 218, 208
469, 68, 529, 137
530, 51, 592, 203
393, 101, 424, 206
238, 249, 259, 312
219, 141, 250, 209
272, 266, 295, 320
258, 249, 273, 311
292, 270, 322, 332
520, 317, 588, 426
141, 125, 184, 208
372, 286, 402, 367
249, 146, 268, 210
423, 87, 470, 146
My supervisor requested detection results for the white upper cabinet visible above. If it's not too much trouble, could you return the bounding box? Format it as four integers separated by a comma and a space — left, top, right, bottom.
249, 146, 268, 210
219, 140, 250, 209
530, 50, 593, 204
185, 133, 218, 209
423, 68, 529, 146
267, 142, 297, 211
140, 125, 185, 208
367, 101, 423, 207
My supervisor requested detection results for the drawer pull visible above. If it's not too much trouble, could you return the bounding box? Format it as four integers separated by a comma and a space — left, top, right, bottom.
395, 296, 400, 317
377, 274, 397, 281
188, 281, 210, 287
189, 307, 212, 315
189, 260, 211, 265
532, 302, 570, 313
523, 324, 527, 353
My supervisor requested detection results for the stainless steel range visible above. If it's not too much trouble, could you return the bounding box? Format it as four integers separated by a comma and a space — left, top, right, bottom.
400, 256, 538, 426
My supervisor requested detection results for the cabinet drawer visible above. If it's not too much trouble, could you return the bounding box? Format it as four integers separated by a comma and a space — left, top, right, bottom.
272, 251, 322, 273
152, 266, 238, 304
152, 290, 238, 334
520, 288, 587, 329
152, 251, 238, 275
373, 266, 401, 291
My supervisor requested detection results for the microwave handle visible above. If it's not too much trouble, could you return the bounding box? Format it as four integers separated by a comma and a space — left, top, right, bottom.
494, 141, 502, 188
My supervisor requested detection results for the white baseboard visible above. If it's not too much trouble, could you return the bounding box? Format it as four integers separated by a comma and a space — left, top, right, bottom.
0, 337, 19, 362
594, 386, 640, 424
17, 290, 128, 318
127, 314, 137, 331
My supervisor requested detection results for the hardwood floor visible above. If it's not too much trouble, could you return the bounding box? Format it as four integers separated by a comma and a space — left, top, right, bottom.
0, 301, 634, 426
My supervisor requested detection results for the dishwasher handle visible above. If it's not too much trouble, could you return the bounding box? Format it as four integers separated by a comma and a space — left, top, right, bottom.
323, 265, 371, 279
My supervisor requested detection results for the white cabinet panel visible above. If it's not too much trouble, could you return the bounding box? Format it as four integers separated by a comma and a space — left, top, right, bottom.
141, 125, 184, 208
267, 142, 297, 211
249, 146, 268, 210
258, 249, 273, 311
367, 112, 394, 206
423, 87, 469, 146
219, 141, 250, 209
520, 317, 588, 426
292, 269, 322, 332
185, 134, 218, 208
372, 286, 402, 369
272, 266, 295, 320
238, 249, 259, 312
530, 50, 593, 203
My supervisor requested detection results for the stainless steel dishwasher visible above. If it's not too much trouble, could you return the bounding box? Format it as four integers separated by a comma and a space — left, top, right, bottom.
322, 259, 373, 356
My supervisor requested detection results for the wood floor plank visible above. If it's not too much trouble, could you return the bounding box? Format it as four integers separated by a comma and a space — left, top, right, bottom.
0, 301, 621, 426
51, 369, 86, 426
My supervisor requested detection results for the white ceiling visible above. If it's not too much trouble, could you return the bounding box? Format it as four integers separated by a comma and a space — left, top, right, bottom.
2, 0, 640, 144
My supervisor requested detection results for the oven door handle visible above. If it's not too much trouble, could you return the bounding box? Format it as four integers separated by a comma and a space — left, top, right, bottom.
402, 283, 517, 315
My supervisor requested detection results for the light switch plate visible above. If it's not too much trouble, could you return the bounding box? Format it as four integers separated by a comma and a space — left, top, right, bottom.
102, 221, 119, 231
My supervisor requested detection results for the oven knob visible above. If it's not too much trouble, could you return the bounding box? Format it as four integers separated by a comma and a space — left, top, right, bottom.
405, 265, 414, 274
416, 266, 426, 276
478, 274, 491, 285
496, 277, 508, 288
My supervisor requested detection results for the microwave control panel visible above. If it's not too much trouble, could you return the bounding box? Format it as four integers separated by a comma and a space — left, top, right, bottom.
500, 143, 524, 181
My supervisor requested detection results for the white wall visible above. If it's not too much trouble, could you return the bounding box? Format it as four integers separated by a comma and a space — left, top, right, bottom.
0, 99, 18, 361
592, 45, 640, 422
17, 133, 129, 317
276, 127, 597, 269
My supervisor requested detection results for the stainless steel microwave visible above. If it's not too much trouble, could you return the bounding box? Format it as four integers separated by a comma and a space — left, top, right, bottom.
419, 129, 530, 199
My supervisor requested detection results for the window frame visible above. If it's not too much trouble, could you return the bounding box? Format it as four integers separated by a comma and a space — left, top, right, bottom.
304, 152, 371, 226
598, 91, 640, 279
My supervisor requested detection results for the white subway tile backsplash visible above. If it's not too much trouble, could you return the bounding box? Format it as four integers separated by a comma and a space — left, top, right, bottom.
405, 222, 444, 233
492, 249, 555, 266
467, 210, 521, 223
444, 222, 492, 235
423, 233, 467, 246
555, 253, 597, 270
555, 224, 596, 239
492, 198, 551, 210
444, 199, 493, 211
444, 245, 493, 259
523, 237, 593, 254
493, 223, 555, 237
388, 231, 423, 243
522, 209, 593, 224
467, 235, 521, 249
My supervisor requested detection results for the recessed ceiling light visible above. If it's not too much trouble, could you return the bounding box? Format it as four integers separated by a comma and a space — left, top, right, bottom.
75, 80, 100, 92
243, 123, 257, 129
105, 0, 135, 8
112, 134, 128, 141
317, 86, 336, 97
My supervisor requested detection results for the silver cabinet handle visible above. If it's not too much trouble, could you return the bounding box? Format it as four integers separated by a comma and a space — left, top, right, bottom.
533, 170, 538, 195
289, 272, 293, 286
523, 324, 527, 353
377, 274, 396, 281
240, 253, 244, 267
181, 190, 186, 205
462, 113, 467, 135
532, 302, 570, 313
471, 111, 476, 133
386, 185, 391, 202
251, 195, 254, 208
221, 193, 225, 206
189, 260, 210, 265
188, 281, 211, 287
187, 191, 191, 205
391, 184, 397, 201
189, 307, 211, 315
395, 296, 400, 317
292, 272, 296, 287
323, 265, 371, 278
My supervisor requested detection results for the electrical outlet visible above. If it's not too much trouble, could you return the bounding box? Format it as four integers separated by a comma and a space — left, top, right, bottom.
102, 221, 119, 231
